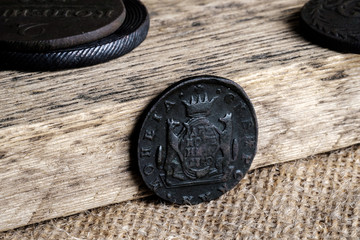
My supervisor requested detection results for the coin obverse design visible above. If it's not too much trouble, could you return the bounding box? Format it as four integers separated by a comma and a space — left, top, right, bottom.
0, 0, 149, 70
301, 0, 360, 52
137, 76, 258, 204
0, 0, 126, 51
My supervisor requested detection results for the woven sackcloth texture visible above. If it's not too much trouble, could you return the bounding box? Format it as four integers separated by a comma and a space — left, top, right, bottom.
1, 145, 359, 239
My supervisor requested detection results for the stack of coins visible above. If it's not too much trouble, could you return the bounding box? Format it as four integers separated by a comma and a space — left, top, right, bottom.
0, 0, 149, 70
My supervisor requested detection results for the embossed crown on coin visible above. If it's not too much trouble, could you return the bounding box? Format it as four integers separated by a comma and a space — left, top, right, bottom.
182, 94, 216, 117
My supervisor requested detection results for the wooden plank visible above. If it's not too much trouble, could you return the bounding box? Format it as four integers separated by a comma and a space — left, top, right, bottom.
1, 0, 360, 232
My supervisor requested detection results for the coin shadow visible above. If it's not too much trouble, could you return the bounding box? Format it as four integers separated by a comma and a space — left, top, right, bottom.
287, 10, 357, 54
0, 65, 61, 72
128, 104, 149, 191
0, 50, 62, 72
0, 59, 98, 72
128, 89, 163, 201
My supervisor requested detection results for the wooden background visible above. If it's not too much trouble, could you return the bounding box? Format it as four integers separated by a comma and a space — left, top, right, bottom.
1, 0, 360, 232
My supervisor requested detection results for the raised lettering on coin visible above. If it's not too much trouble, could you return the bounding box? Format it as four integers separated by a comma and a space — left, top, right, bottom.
144, 129, 155, 141
143, 164, 155, 176
140, 147, 151, 158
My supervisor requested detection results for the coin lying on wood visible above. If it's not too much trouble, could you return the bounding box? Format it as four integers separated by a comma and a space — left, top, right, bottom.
0, 0, 126, 52
137, 76, 258, 204
301, 0, 360, 52
0, 0, 149, 70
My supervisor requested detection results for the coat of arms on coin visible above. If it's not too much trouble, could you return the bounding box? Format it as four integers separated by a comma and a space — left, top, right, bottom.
301, 0, 360, 52
137, 76, 258, 204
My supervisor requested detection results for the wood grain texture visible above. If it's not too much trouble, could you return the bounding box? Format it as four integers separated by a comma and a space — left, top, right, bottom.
1, 0, 360, 232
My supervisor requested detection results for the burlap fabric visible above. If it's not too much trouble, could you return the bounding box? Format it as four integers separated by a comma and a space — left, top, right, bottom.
1, 145, 359, 239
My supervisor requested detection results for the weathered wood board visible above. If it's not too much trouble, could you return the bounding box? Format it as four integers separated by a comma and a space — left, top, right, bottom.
1, 0, 360, 232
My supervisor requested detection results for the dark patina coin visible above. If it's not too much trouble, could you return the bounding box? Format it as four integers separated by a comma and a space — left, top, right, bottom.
0, 0, 149, 70
0, 0, 126, 51
301, 0, 360, 52
137, 76, 258, 204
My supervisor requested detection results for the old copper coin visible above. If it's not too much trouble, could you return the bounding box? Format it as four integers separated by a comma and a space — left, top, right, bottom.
137, 76, 258, 204
0, 0, 126, 51
0, 0, 149, 70
301, 0, 360, 52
